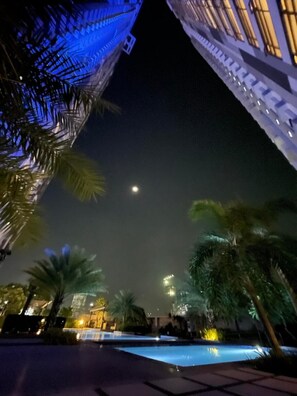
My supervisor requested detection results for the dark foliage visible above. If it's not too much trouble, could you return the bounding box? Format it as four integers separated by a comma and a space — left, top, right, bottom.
251, 350, 297, 378
43, 328, 78, 345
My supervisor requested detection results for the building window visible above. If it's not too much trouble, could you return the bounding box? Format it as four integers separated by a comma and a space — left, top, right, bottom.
279, 0, 297, 64
250, 0, 282, 58
198, 0, 219, 29
213, 1, 234, 37
185, 1, 202, 23
221, 0, 244, 40
187, 0, 209, 26
234, 0, 259, 47
205, 0, 225, 31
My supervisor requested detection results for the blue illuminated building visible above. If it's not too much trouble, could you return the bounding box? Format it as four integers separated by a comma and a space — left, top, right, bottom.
46, 1, 142, 86
167, 1, 297, 170
0, 1, 142, 249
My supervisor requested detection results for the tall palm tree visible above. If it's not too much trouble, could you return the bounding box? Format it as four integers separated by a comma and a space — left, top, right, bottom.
0, 1, 118, 244
246, 233, 297, 316
25, 245, 106, 329
191, 199, 297, 315
108, 290, 147, 329
189, 199, 297, 355
174, 272, 208, 318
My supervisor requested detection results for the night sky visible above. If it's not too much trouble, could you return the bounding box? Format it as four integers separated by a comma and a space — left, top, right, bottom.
1, 0, 297, 315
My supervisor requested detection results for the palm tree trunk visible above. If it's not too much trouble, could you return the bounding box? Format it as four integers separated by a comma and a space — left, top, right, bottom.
274, 266, 297, 316
245, 279, 283, 356
21, 285, 36, 315
45, 293, 64, 330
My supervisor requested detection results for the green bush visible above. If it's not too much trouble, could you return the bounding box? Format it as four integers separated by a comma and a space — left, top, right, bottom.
252, 350, 297, 378
0, 316, 5, 330
201, 328, 223, 341
64, 317, 76, 328
43, 328, 79, 345
120, 324, 149, 334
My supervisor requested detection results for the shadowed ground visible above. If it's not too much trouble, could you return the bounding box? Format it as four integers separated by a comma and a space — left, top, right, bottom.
0, 342, 296, 395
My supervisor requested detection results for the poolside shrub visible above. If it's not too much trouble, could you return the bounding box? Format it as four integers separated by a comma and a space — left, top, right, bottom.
120, 325, 150, 334
64, 317, 76, 328
0, 316, 5, 329
201, 328, 223, 341
43, 328, 79, 345
252, 350, 297, 378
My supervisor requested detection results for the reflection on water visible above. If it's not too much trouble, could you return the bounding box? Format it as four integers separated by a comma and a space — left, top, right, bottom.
207, 347, 219, 357
65, 329, 176, 341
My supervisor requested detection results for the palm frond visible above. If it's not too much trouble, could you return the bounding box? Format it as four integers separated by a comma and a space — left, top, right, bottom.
189, 199, 226, 226
25, 245, 106, 301
54, 149, 105, 201
14, 206, 45, 247
0, 1, 118, 244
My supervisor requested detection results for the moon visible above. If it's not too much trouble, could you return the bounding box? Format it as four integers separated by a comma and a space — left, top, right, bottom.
131, 185, 139, 193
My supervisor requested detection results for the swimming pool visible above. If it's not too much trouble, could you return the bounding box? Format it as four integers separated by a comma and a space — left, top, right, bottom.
66, 329, 177, 342
117, 344, 268, 366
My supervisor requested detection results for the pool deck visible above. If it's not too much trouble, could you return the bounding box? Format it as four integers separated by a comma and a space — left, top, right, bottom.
0, 339, 296, 395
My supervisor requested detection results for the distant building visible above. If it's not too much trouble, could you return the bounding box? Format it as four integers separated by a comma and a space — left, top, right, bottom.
0, 0, 143, 250
163, 274, 176, 297
71, 294, 87, 317
167, 1, 297, 169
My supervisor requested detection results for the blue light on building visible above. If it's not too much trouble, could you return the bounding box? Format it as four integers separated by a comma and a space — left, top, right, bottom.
0, 1, 143, 248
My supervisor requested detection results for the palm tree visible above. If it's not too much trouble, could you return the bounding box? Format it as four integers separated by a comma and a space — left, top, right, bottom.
25, 245, 106, 329
246, 233, 297, 316
59, 306, 73, 318
20, 284, 37, 315
189, 199, 297, 355
0, 1, 119, 244
174, 272, 208, 322
108, 290, 147, 329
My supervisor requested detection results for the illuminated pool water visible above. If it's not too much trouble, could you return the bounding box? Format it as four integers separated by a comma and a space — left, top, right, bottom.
117, 344, 268, 366
65, 329, 177, 342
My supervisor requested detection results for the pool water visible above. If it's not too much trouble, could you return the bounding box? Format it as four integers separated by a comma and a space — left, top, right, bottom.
117, 344, 268, 366
66, 329, 176, 342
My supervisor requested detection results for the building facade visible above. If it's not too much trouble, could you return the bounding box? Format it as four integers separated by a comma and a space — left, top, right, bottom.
167, 1, 297, 169
0, 1, 142, 253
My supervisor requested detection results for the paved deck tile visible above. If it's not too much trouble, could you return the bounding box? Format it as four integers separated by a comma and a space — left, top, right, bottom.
48, 387, 98, 396
184, 373, 238, 387
216, 369, 261, 381
148, 377, 207, 394
99, 383, 166, 396
238, 367, 273, 377
276, 375, 297, 383
199, 391, 231, 395
227, 383, 289, 396
254, 378, 297, 394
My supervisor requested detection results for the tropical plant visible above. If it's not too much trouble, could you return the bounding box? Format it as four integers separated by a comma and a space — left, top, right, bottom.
189, 198, 297, 355
0, 283, 27, 316
59, 306, 73, 318
20, 284, 37, 315
202, 328, 223, 341
253, 349, 297, 378
0, 1, 120, 244
95, 296, 108, 310
173, 272, 209, 326
25, 245, 106, 329
43, 328, 78, 345
254, 234, 297, 316
108, 290, 147, 329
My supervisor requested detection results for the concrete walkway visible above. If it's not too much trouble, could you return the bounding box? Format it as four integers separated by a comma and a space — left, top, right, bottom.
98, 367, 297, 396
0, 341, 296, 395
